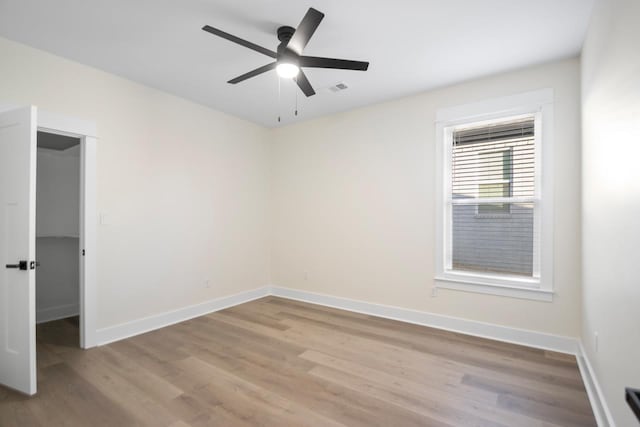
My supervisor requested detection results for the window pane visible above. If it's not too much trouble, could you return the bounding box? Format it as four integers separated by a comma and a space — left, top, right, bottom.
478, 180, 511, 214
452, 202, 535, 276
452, 123, 534, 200
450, 118, 536, 277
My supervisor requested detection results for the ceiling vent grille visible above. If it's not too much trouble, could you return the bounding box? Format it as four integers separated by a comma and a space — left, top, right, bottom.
328, 82, 348, 93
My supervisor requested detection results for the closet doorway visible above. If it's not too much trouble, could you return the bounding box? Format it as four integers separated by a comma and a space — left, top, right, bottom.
36, 131, 81, 349
0, 104, 96, 395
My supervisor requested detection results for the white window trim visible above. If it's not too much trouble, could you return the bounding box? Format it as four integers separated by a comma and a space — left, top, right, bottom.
434, 89, 554, 302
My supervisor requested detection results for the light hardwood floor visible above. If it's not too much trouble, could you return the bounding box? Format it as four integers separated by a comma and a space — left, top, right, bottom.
0, 297, 596, 426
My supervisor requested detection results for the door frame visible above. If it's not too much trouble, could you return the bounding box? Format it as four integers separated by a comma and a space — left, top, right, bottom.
1, 103, 98, 349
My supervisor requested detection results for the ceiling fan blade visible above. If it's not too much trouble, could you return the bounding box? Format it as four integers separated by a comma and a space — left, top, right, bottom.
228, 63, 277, 84
299, 56, 369, 71
202, 25, 276, 58
287, 8, 325, 55
295, 70, 316, 97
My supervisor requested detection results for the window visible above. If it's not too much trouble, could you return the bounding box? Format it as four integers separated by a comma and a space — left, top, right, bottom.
451, 119, 535, 276
435, 90, 554, 301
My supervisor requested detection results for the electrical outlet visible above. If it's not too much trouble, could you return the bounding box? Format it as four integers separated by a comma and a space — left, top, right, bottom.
594, 332, 599, 353
303, 271, 309, 281
431, 287, 438, 297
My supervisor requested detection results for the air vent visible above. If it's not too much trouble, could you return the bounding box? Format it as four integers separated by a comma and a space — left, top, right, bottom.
328, 82, 349, 93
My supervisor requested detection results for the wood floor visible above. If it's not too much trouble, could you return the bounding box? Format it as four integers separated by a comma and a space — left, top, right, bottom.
0, 297, 596, 426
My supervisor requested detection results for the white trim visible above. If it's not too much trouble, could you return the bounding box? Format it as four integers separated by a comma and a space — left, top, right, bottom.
89, 284, 570, 353
0, 104, 96, 138
576, 342, 616, 427
451, 196, 535, 205
80, 136, 97, 348
28, 107, 99, 349
538, 99, 554, 290
270, 286, 578, 354
437, 268, 541, 288
95, 286, 271, 346
36, 304, 79, 324
38, 110, 97, 139
435, 89, 554, 299
434, 277, 553, 302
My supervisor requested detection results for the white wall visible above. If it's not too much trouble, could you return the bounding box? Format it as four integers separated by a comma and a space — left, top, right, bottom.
0, 36, 272, 329
37, 147, 80, 238
271, 58, 582, 338
36, 147, 81, 322
581, 0, 640, 424
0, 35, 586, 357
35, 237, 79, 323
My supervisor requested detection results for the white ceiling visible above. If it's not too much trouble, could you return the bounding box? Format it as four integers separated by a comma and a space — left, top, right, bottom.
0, 0, 594, 127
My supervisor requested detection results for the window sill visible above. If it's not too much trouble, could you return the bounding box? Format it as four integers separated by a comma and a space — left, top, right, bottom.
434, 276, 553, 302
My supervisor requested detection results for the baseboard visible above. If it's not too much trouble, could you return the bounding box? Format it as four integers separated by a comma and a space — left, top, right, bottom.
270, 286, 580, 355
95, 286, 270, 346
89, 284, 611, 425
91, 285, 577, 354
576, 342, 616, 427
271, 286, 615, 425
37, 303, 79, 324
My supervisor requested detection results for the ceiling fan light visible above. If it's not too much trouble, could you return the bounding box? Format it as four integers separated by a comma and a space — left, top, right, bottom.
276, 63, 300, 79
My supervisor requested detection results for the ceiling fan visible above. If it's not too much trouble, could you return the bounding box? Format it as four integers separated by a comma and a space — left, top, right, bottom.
202, 7, 369, 97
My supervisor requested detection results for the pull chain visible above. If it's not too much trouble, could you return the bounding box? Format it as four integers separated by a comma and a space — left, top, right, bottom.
277, 76, 281, 123
294, 77, 298, 117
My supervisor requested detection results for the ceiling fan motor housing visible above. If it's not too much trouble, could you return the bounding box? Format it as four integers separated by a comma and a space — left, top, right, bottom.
277, 26, 296, 43
277, 26, 297, 59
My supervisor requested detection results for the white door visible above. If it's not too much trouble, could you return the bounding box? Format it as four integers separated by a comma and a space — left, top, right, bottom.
0, 106, 37, 395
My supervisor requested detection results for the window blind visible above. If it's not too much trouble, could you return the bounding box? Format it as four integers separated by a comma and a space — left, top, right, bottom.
450, 118, 537, 277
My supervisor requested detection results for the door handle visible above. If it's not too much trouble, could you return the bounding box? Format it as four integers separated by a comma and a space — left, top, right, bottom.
5, 260, 28, 270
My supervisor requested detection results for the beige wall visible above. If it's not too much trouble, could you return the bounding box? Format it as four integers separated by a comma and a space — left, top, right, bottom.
581, 0, 640, 424
0, 37, 272, 329
271, 58, 582, 338
0, 36, 584, 342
